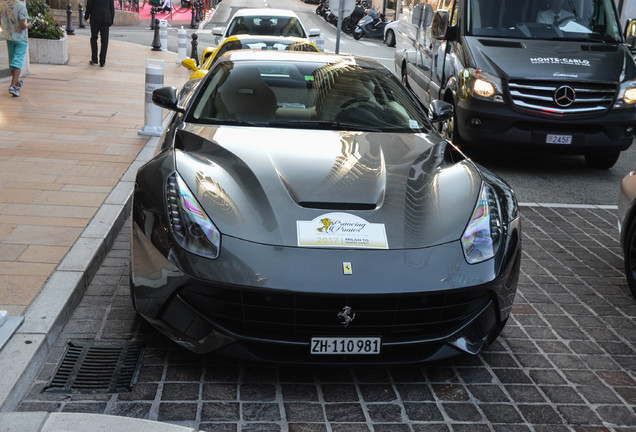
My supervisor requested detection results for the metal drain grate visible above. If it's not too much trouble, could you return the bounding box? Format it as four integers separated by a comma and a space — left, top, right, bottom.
45, 340, 145, 393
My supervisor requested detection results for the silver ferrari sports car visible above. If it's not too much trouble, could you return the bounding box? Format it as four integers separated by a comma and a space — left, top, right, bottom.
130, 50, 522, 364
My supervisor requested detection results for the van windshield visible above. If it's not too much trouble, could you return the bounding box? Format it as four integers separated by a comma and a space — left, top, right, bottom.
467, 0, 622, 43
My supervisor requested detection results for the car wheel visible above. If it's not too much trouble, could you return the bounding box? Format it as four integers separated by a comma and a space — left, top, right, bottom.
624, 216, 636, 299
584, 152, 620, 169
385, 29, 395, 47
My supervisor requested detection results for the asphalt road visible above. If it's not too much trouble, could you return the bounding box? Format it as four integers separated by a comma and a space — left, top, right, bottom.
79, 0, 636, 206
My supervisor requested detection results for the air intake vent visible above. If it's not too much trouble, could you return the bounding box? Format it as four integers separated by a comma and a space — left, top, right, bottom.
299, 202, 376, 210
581, 44, 618, 52
479, 39, 524, 48
45, 340, 144, 393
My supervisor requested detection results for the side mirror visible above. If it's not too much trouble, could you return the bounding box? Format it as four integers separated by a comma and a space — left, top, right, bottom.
181, 58, 198, 72
625, 19, 636, 51
431, 9, 449, 40
428, 100, 453, 123
212, 27, 224, 36
152, 87, 185, 113
308, 28, 321, 37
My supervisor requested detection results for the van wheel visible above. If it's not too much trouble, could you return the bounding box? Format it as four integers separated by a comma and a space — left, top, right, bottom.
401, 67, 410, 90
585, 152, 619, 169
440, 101, 463, 146
385, 29, 395, 47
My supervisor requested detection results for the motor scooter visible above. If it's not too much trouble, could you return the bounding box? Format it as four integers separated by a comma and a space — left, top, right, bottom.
341, 1, 367, 34
353, 8, 388, 40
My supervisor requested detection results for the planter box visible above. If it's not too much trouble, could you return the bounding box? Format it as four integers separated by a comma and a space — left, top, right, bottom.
29, 33, 69, 65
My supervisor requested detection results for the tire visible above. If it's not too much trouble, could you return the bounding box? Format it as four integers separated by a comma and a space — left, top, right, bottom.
342, 17, 354, 33
585, 152, 620, 169
353, 30, 362, 40
439, 99, 464, 147
385, 29, 395, 47
316, 5, 323, 15
401, 65, 410, 90
624, 216, 636, 299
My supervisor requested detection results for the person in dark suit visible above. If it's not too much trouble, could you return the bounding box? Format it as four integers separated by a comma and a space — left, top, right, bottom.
84, 0, 115, 67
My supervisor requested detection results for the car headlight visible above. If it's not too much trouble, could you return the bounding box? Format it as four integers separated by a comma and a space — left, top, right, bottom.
461, 183, 502, 264
459, 68, 504, 103
615, 80, 636, 108
166, 172, 221, 259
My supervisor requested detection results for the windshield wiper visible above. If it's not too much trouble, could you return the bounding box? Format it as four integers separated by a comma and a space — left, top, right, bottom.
200, 118, 265, 127
266, 120, 383, 132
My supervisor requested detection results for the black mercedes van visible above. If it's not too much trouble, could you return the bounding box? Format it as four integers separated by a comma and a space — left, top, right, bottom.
395, 0, 636, 168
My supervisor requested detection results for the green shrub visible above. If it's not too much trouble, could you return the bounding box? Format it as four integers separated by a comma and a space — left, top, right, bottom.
27, 0, 65, 40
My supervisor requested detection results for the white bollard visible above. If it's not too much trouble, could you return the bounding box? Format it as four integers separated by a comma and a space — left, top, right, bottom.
139, 59, 165, 137
177, 26, 187, 64
316, 34, 325, 52
160, 20, 168, 52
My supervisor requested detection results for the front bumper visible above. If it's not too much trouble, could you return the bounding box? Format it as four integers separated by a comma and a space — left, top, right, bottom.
455, 98, 635, 154
130, 206, 521, 364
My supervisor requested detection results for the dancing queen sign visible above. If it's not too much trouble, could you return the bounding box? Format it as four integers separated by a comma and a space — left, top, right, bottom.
297, 212, 388, 249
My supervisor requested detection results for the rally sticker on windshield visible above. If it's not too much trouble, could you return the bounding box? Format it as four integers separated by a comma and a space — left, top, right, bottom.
297, 212, 388, 249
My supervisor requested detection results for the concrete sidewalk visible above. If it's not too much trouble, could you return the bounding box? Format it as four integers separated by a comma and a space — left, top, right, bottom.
0, 34, 195, 431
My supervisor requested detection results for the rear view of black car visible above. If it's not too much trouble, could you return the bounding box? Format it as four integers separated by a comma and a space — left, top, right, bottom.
395, 0, 636, 169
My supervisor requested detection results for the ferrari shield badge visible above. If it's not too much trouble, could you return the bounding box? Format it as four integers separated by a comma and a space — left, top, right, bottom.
297, 212, 388, 249
343, 262, 352, 275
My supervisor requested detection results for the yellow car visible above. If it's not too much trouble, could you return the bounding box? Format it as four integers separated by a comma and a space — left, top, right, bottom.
181, 35, 320, 80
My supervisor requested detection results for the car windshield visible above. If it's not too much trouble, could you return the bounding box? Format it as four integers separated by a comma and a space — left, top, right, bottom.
226, 16, 307, 38
216, 39, 319, 59
188, 59, 431, 133
467, 0, 622, 42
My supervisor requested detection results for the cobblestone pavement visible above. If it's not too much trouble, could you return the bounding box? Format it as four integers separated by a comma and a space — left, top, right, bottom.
17, 206, 636, 432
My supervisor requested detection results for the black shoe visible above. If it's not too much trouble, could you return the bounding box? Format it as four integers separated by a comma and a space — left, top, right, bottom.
100, 63, 105, 67
89, 60, 98, 65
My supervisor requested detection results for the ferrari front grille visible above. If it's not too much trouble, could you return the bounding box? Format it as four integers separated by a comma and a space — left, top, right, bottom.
178, 286, 492, 342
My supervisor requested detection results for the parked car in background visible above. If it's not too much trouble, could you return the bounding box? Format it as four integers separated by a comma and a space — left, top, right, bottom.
384, 20, 398, 47
395, 0, 636, 169
182, 35, 320, 80
131, 50, 522, 364
618, 171, 636, 299
212, 8, 320, 44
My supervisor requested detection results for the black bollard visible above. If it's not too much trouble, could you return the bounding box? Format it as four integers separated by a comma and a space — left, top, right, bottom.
66, 3, 75, 35
196, 0, 202, 22
190, 33, 199, 66
190, 3, 197, 28
151, 19, 162, 50
150, 7, 157, 30
78, 3, 86, 28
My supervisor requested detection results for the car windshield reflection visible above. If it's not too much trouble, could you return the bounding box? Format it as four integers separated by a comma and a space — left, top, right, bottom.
189, 59, 431, 133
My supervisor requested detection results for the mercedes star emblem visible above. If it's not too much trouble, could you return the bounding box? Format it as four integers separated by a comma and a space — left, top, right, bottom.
554, 85, 576, 107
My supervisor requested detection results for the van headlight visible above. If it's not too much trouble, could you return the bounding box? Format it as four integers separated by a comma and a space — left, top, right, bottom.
461, 183, 502, 264
616, 80, 636, 108
460, 68, 504, 103
166, 172, 221, 259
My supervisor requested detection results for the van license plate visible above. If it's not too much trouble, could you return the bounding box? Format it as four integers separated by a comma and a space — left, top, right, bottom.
310, 337, 381, 355
546, 134, 572, 144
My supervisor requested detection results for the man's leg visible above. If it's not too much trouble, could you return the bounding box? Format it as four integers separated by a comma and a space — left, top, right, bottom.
90, 23, 99, 63
99, 23, 110, 66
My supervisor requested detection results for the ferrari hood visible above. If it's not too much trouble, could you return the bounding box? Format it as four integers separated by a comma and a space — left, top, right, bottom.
174, 125, 482, 249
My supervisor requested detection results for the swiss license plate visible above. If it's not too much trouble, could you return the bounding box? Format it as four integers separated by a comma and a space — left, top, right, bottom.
546, 134, 573, 144
310, 337, 381, 355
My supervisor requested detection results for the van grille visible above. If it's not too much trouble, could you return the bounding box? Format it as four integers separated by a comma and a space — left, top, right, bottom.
508, 80, 616, 115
